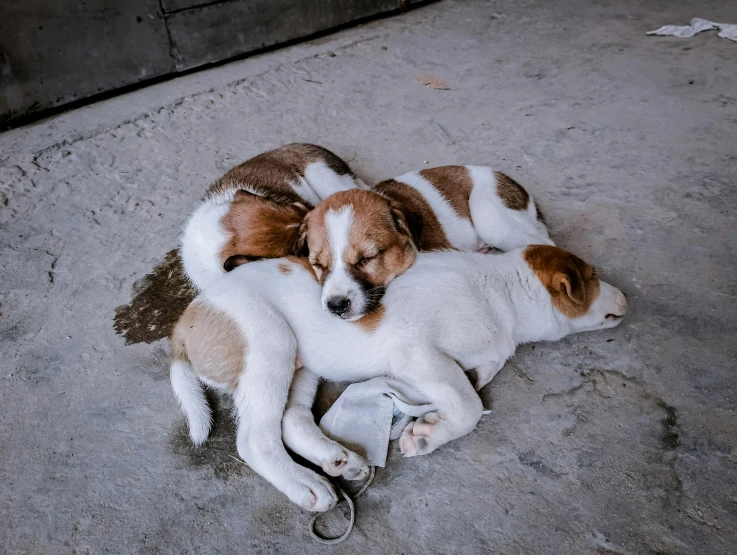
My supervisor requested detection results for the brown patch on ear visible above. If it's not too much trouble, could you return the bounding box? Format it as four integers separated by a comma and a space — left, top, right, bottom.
419, 166, 473, 220
356, 304, 385, 331
295, 212, 311, 257
172, 301, 247, 391
495, 172, 530, 211
374, 179, 452, 251
390, 201, 423, 248
219, 195, 309, 267
524, 245, 600, 318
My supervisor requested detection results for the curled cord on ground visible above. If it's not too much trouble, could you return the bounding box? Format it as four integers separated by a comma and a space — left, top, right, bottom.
309, 466, 376, 544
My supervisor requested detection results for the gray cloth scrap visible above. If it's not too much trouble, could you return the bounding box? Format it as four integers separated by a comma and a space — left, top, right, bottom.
318, 378, 437, 467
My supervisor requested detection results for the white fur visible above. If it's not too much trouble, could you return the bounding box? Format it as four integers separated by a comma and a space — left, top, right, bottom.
466, 166, 553, 250
170, 360, 211, 445
302, 161, 368, 200
173, 248, 627, 509
180, 190, 236, 291
394, 170, 479, 251
320, 205, 367, 319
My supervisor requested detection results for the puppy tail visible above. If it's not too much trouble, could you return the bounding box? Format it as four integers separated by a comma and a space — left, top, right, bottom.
170, 358, 212, 446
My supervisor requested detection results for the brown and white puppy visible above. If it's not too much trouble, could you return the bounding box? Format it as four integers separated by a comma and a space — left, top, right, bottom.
180, 143, 365, 291
301, 166, 552, 320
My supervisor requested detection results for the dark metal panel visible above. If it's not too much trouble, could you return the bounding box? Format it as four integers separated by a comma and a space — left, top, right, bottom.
166, 0, 401, 71
0, 0, 173, 126
161, 0, 217, 14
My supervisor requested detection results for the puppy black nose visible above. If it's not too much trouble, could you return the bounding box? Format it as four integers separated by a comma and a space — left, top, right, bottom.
327, 296, 351, 315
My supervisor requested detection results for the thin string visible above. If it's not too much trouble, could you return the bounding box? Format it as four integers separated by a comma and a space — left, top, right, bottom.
309, 466, 376, 544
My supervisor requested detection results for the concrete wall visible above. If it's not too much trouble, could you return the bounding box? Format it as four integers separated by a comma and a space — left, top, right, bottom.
0, 0, 413, 127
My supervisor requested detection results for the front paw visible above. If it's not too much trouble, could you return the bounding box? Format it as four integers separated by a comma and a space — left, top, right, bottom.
321, 446, 370, 481
290, 473, 339, 512
398, 414, 439, 457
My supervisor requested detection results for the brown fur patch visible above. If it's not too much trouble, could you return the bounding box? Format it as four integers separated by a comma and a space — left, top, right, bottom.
206, 143, 354, 203
419, 166, 473, 220
304, 190, 417, 297
495, 172, 530, 211
277, 262, 292, 274
374, 179, 452, 251
219, 193, 308, 269
356, 304, 385, 331
524, 245, 600, 318
171, 301, 246, 390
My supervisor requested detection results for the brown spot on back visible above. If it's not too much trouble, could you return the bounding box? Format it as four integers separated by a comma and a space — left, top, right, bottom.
219, 193, 308, 268
277, 262, 292, 274
172, 301, 246, 390
374, 179, 453, 251
113, 249, 196, 345
206, 143, 354, 203
419, 165, 473, 220
524, 245, 600, 318
356, 304, 385, 331
495, 172, 530, 211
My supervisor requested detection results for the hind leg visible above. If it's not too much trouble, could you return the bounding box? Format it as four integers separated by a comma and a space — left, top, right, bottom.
392, 347, 483, 457
282, 368, 370, 480
233, 328, 338, 512
468, 167, 553, 250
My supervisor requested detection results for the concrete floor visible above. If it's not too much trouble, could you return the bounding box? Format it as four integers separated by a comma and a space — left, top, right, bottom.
2, 0, 736, 553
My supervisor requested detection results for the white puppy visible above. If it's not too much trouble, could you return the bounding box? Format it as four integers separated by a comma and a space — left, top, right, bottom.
170, 244, 627, 511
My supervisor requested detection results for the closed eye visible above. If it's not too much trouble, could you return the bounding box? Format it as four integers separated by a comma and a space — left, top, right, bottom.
356, 256, 374, 268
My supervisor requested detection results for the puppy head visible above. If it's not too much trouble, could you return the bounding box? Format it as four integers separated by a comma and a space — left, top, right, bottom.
220, 190, 309, 271
300, 190, 419, 320
524, 245, 627, 332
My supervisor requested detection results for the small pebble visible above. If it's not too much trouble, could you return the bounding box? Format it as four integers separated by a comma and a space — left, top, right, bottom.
423, 160, 429, 164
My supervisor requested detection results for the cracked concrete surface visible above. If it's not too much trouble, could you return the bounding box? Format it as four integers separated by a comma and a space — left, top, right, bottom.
1, 0, 736, 553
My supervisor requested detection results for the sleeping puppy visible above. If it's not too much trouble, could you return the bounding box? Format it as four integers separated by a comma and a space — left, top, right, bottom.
170, 242, 627, 510
180, 143, 365, 291
374, 165, 552, 253
300, 168, 552, 321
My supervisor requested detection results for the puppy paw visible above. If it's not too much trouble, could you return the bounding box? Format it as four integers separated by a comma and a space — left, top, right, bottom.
399, 414, 439, 457
290, 473, 339, 512
321, 445, 370, 481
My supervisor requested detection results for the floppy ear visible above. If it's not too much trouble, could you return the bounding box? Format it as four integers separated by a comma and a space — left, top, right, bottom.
390, 202, 423, 248
552, 267, 586, 305
294, 211, 311, 257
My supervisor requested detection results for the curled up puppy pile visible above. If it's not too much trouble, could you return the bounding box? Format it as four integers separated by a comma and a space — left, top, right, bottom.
170, 143, 628, 522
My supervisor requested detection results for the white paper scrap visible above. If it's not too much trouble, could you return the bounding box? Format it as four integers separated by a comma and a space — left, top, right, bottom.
648, 18, 737, 42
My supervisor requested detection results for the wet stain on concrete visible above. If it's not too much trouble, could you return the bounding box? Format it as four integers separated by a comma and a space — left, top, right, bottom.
518, 450, 561, 479
169, 392, 251, 481
543, 369, 681, 457
113, 249, 196, 345
656, 399, 680, 451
